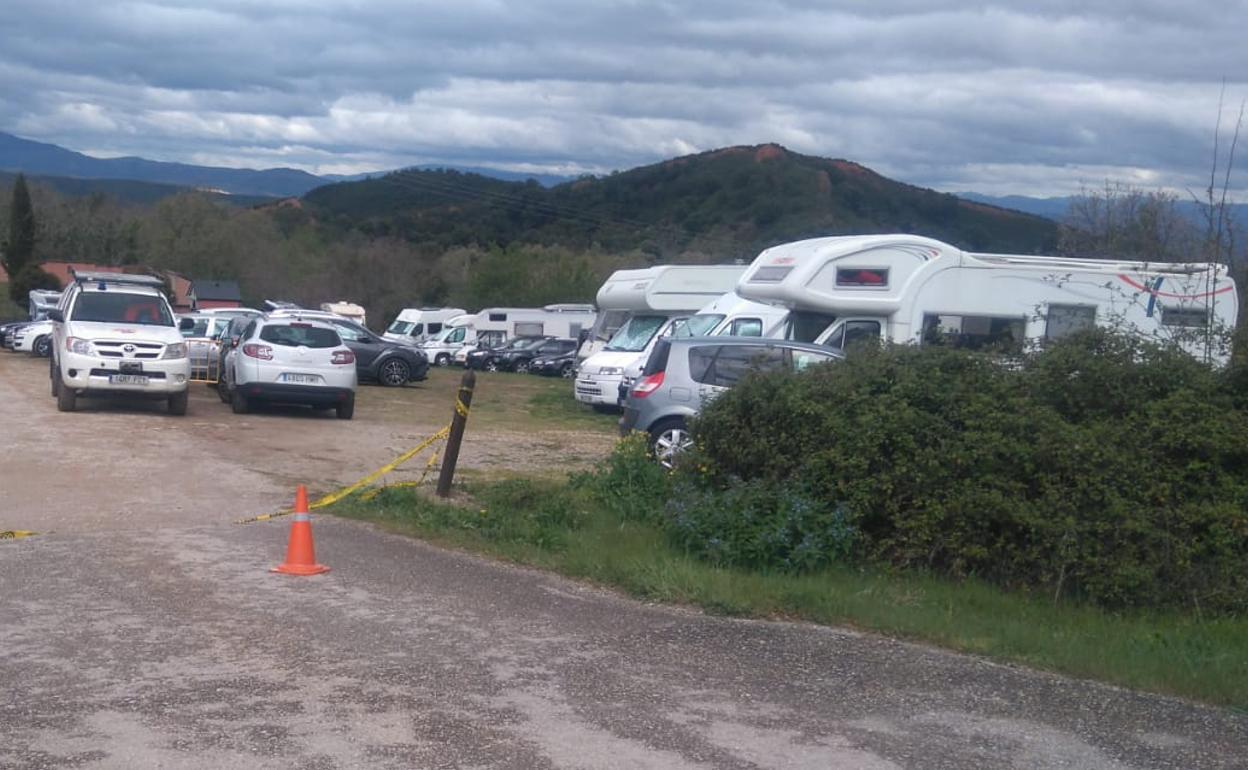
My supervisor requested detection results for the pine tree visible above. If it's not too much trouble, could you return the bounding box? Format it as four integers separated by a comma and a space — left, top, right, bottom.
5, 174, 37, 301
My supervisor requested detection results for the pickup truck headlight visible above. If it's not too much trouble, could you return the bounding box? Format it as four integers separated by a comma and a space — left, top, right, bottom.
162, 342, 188, 359
66, 337, 93, 355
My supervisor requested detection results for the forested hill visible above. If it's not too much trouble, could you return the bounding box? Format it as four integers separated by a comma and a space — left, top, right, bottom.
304, 144, 1059, 259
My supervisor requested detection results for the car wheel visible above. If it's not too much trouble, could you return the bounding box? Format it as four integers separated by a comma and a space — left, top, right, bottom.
379, 357, 411, 387
514, 360, 531, 374
56, 377, 76, 412
33, 335, 50, 358
560, 362, 575, 378
650, 419, 693, 470
484, 358, 500, 372
336, 393, 355, 420
231, 386, 250, 414
435, 353, 451, 367
50, 358, 60, 397
168, 389, 189, 416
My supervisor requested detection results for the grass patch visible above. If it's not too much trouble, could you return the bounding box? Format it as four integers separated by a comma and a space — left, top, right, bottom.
525, 386, 618, 432
332, 478, 1248, 710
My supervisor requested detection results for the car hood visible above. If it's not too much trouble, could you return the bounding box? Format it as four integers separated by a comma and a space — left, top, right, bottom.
578, 350, 643, 374
65, 320, 185, 344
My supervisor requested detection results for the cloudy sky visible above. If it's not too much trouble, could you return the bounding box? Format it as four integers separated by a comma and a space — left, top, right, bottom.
1, 0, 1246, 196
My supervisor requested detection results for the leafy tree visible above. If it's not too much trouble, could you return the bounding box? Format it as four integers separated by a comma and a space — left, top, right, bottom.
4, 174, 36, 301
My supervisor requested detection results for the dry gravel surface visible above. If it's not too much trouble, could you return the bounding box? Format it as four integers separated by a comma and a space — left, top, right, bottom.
2, 351, 1246, 769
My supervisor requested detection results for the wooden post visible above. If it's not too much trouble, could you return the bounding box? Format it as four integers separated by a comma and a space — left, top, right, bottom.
436, 369, 475, 497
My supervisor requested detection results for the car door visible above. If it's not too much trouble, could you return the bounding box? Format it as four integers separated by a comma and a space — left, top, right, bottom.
332, 321, 385, 371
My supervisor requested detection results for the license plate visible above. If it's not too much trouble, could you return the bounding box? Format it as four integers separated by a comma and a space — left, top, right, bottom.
282, 373, 321, 384
110, 374, 150, 385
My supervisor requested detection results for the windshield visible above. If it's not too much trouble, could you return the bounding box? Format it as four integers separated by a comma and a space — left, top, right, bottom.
589, 309, 629, 341
605, 315, 667, 352
387, 320, 413, 334
72, 292, 174, 326
673, 314, 724, 338
786, 311, 837, 343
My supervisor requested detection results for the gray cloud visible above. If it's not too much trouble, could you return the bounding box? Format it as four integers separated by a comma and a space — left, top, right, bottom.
0, 0, 1244, 195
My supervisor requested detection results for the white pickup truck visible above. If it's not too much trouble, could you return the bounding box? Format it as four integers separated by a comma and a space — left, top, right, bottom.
48, 271, 193, 414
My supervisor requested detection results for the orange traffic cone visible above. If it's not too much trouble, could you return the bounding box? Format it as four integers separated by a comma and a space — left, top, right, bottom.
271, 485, 330, 576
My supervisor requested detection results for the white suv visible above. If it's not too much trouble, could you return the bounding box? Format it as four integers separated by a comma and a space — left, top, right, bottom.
48, 272, 192, 415
221, 317, 358, 419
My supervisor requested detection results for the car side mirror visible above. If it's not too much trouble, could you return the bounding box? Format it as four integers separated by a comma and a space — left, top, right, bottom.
47, 309, 64, 323
179, 317, 196, 331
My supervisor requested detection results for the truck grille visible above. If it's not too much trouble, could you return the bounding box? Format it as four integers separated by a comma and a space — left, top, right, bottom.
94, 341, 165, 360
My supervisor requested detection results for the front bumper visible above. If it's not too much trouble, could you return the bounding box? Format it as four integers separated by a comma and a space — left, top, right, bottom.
575, 372, 624, 406
60, 350, 190, 395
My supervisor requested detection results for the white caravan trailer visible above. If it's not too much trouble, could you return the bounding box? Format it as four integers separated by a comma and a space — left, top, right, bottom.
737, 234, 1238, 362
383, 307, 468, 345
671, 291, 790, 339
575, 265, 747, 408
29, 289, 62, 320
420, 305, 597, 366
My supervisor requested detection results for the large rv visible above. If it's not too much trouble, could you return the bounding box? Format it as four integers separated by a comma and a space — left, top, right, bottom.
574, 265, 747, 409
383, 307, 468, 345
737, 234, 1237, 362
420, 305, 597, 366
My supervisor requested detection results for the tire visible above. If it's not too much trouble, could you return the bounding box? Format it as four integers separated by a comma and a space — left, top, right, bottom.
560, 362, 575, 379
336, 393, 355, 420
56, 377, 76, 412
33, 336, 50, 358
514, 359, 531, 374
231, 385, 250, 414
435, 353, 451, 367
378, 357, 411, 387
216, 378, 230, 403
649, 418, 693, 470
50, 359, 60, 397
484, 358, 500, 372
168, 389, 189, 416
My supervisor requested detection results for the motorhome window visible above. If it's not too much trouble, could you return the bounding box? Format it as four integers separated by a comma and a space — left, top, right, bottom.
488, 313, 507, 322
410, 323, 424, 335
388, 320, 413, 334
823, 320, 881, 349
1161, 307, 1210, 328
1044, 305, 1096, 340
726, 318, 763, 337
605, 315, 667, 352
590, 309, 629, 341
922, 314, 1023, 353
427, 323, 443, 334
787, 311, 837, 343
515, 322, 544, 337
72, 293, 173, 326
699, 345, 786, 387
836, 268, 889, 287
448, 327, 466, 343
675, 314, 724, 338
750, 266, 793, 283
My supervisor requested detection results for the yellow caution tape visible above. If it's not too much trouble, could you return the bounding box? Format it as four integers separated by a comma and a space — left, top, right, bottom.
0, 530, 37, 540
236, 425, 450, 524
455, 398, 470, 418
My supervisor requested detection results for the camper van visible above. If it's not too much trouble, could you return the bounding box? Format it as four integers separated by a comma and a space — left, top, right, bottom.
319, 301, 367, 326
671, 291, 790, 339
737, 234, 1238, 362
574, 265, 747, 409
420, 305, 597, 366
28, 289, 62, 320
383, 307, 468, 345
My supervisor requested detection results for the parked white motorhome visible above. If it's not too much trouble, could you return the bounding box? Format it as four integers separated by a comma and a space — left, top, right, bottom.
575, 265, 747, 409
28, 289, 62, 320
737, 234, 1238, 362
383, 307, 468, 345
420, 305, 597, 366
320, 301, 366, 326
671, 291, 790, 339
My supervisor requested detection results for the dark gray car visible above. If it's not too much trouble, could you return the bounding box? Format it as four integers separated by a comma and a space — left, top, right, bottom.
620, 336, 843, 467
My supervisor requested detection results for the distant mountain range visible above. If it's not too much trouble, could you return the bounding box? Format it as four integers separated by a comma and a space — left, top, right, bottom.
960, 192, 1248, 229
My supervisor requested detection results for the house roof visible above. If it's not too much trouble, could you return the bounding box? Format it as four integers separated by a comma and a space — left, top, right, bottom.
193, 279, 242, 302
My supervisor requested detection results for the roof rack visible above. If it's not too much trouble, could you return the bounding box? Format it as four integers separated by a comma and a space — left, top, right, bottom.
69, 269, 165, 288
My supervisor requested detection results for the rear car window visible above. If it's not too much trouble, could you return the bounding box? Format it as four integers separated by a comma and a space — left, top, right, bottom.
642, 339, 671, 377
259, 323, 341, 348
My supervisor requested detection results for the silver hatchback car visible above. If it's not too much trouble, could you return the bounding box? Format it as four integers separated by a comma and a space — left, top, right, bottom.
620, 336, 843, 467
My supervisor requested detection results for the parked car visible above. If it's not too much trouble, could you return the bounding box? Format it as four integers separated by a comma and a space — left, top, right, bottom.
465, 336, 547, 371
620, 336, 843, 467
529, 347, 579, 378
321, 317, 429, 386
2, 321, 32, 351
493, 337, 579, 373
214, 315, 258, 401
178, 314, 233, 381
219, 317, 357, 418
12, 319, 55, 357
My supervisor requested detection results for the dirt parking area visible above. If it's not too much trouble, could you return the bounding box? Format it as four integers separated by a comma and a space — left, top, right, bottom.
0, 351, 618, 533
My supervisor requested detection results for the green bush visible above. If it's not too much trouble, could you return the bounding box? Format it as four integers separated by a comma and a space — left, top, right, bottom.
577, 432, 673, 525
688, 330, 1248, 614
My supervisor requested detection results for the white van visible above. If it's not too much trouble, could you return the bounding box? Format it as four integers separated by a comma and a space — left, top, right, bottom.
737, 234, 1238, 362
383, 307, 468, 345
574, 265, 747, 409
671, 291, 789, 339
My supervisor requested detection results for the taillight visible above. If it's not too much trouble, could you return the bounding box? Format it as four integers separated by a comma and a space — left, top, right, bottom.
332, 349, 355, 365
630, 371, 665, 398
242, 343, 273, 360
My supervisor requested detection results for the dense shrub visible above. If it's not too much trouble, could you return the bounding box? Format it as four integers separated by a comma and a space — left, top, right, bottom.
686, 330, 1248, 613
